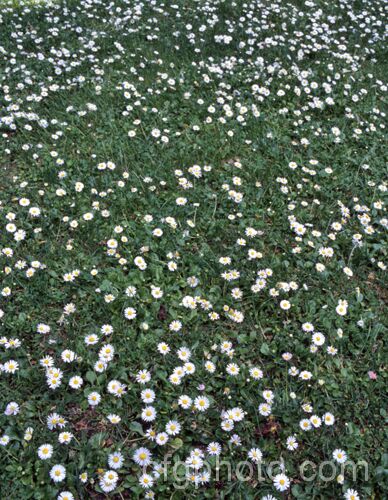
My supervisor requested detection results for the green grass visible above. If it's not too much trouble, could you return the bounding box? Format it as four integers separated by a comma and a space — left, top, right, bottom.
0, 0, 387, 498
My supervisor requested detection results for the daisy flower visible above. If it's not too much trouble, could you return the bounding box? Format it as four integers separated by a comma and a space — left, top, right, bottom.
273, 473, 290, 492
50, 465, 66, 483
133, 447, 152, 466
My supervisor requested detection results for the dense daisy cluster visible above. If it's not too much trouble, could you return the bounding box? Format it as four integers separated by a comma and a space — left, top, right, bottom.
0, 0, 386, 498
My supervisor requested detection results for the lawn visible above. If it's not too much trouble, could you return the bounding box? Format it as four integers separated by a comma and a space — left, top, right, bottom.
0, 0, 387, 498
